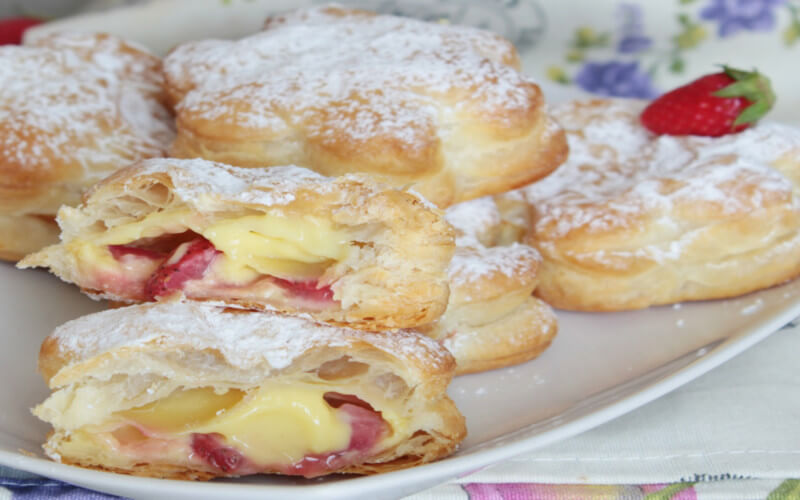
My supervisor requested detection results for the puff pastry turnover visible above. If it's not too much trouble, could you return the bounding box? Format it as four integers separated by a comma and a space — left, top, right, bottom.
33, 300, 465, 479
523, 99, 800, 311
19, 158, 455, 329
163, 5, 567, 208
0, 32, 174, 261
422, 195, 557, 374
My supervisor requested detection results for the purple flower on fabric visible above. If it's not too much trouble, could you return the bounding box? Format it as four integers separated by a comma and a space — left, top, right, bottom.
463, 483, 647, 499
617, 3, 653, 53
574, 61, 659, 99
618, 34, 652, 53
700, 0, 786, 37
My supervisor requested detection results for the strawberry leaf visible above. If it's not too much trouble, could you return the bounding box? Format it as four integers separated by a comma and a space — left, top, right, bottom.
714, 66, 775, 125
713, 79, 755, 97
721, 66, 753, 81
734, 99, 771, 126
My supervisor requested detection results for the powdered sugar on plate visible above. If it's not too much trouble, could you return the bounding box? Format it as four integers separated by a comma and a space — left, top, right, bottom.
164, 5, 538, 148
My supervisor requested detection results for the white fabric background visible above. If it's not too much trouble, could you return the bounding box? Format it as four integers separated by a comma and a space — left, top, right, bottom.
408, 321, 800, 498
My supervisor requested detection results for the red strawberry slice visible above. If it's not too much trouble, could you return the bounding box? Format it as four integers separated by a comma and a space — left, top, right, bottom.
272, 277, 334, 302
288, 396, 387, 477
641, 66, 775, 137
323, 392, 375, 411
338, 401, 388, 452
144, 237, 220, 300
191, 433, 245, 474
0, 17, 43, 45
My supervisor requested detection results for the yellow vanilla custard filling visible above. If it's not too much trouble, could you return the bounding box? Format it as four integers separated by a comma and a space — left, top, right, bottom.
204, 214, 348, 280
100, 384, 405, 465
70, 209, 352, 281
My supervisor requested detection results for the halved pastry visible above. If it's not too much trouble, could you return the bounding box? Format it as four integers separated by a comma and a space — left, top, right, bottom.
421, 195, 558, 375
522, 99, 800, 311
0, 32, 174, 261
163, 5, 567, 208
19, 158, 455, 329
33, 300, 466, 479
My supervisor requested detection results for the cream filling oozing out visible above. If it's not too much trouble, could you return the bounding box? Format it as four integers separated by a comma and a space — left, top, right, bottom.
66, 209, 353, 297
59, 383, 407, 472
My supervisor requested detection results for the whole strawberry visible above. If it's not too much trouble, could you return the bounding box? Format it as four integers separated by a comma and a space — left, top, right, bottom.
641, 66, 775, 137
0, 17, 43, 45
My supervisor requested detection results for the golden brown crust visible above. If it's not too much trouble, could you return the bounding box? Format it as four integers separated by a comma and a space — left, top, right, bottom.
422, 195, 557, 374
20, 158, 455, 330
35, 301, 466, 478
427, 296, 557, 375
533, 232, 800, 311
0, 32, 173, 256
37, 336, 66, 386
163, 6, 567, 208
56, 455, 216, 482
523, 99, 800, 311
55, 410, 466, 477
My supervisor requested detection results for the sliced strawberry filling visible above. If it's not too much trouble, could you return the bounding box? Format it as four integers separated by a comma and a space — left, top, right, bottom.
188, 393, 389, 478
108, 231, 202, 259
272, 278, 335, 303
144, 238, 221, 300
191, 433, 248, 474
102, 235, 336, 306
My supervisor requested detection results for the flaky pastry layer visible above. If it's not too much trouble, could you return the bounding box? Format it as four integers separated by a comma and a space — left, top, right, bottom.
0, 32, 174, 259
422, 195, 558, 374
522, 99, 800, 311
163, 5, 567, 208
34, 300, 466, 478
19, 158, 455, 329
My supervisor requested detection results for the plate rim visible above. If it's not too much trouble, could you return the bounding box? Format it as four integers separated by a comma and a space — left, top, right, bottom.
2, 286, 798, 499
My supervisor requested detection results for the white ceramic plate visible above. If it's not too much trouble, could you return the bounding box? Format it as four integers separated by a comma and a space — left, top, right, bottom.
3, 265, 800, 500
6, 1, 800, 499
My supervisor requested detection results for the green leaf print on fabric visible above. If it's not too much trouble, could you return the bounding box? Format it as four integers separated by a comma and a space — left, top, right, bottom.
643, 482, 696, 500
785, 4, 800, 46
674, 13, 708, 50
768, 479, 800, 500
547, 0, 798, 93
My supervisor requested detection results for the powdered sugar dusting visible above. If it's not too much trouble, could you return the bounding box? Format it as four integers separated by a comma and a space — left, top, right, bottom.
445, 197, 540, 284
523, 99, 800, 260
0, 32, 173, 186
445, 197, 501, 247
165, 5, 537, 148
448, 243, 540, 284
128, 158, 332, 208
51, 300, 451, 379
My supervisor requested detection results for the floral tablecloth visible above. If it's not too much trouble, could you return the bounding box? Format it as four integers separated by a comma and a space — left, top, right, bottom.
1, 473, 797, 500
